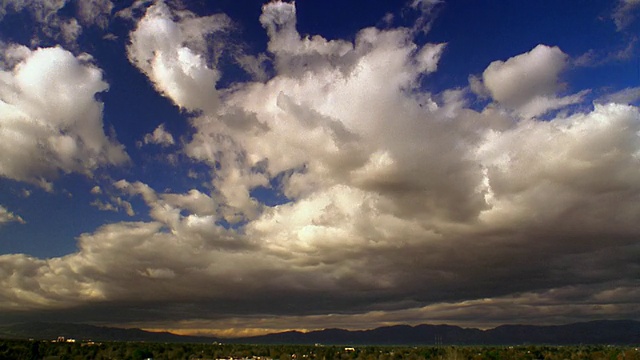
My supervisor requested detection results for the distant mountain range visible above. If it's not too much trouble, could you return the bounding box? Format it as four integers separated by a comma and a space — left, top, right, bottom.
1, 320, 639, 345
238, 320, 640, 345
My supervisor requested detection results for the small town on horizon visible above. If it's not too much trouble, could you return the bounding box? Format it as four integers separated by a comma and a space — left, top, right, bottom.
2, 322, 640, 360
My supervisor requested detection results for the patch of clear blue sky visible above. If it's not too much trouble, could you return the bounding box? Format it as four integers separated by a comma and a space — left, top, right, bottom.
0, 176, 124, 257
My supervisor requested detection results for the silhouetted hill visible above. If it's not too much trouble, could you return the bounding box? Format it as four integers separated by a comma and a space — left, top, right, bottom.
0, 322, 217, 343
1, 320, 638, 345
238, 320, 640, 345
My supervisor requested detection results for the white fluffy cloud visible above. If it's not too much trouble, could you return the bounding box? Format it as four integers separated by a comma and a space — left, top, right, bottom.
0, 45, 128, 188
415, 42, 446, 74
484, 45, 566, 105
126, 0, 230, 113
477, 103, 640, 234
474, 44, 586, 118
184, 2, 478, 225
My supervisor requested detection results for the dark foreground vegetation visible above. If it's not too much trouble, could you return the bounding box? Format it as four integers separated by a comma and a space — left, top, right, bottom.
1, 339, 639, 360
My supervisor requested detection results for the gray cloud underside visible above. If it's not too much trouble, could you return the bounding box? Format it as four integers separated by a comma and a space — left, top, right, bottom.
1, 0, 639, 332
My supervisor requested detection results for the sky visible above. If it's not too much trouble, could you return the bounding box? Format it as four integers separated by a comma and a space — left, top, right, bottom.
0, 0, 639, 338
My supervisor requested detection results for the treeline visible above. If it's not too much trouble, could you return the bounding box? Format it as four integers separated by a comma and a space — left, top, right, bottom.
1, 339, 639, 360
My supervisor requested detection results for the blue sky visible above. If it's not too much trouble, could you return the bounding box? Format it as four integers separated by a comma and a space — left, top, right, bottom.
0, 0, 639, 336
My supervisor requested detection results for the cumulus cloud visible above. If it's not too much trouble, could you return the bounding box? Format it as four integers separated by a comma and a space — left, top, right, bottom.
473, 44, 586, 118
185, 2, 477, 224
477, 103, 640, 236
141, 124, 175, 147
50, 17, 82, 45
0, 0, 86, 46
0, 0, 67, 23
76, 0, 113, 29
0, 45, 129, 188
91, 196, 135, 216
415, 42, 446, 74
1, 0, 640, 333
0, 205, 25, 225
114, 0, 153, 21
477, 45, 569, 105
126, 0, 231, 112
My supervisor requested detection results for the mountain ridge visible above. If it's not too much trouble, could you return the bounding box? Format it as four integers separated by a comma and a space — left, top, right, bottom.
1, 320, 639, 345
